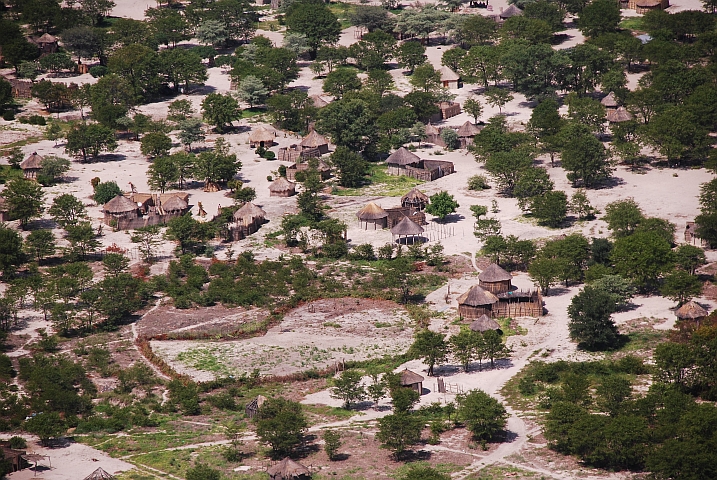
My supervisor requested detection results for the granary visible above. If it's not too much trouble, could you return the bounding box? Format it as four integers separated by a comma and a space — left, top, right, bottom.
286, 160, 331, 181
401, 188, 429, 211
231, 202, 266, 240
249, 126, 275, 148
607, 106, 633, 123
479, 263, 513, 294
268, 457, 311, 480
0, 195, 8, 222
300, 130, 330, 155
390, 215, 424, 244
83, 467, 115, 480
458, 285, 499, 319
675, 301, 708, 324
439, 66, 461, 89
456, 121, 481, 148
399, 368, 424, 393
103, 195, 139, 225
601, 92, 619, 110
630, 0, 669, 13
470, 314, 502, 333
20, 152, 43, 179
357, 202, 388, 229
269, 176, 296, 197
245, 395, 267, 418
33, 33, 59, 55
499, 4, 523, 20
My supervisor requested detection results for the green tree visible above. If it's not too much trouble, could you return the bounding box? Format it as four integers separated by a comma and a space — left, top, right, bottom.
450, 328, 484, 372
674, 244, 707, 275
410, 63, 441, 92
93, 180, 121, 205
611, 231, 673, 290
158, 48, 208, 94
513, 167, 554, 211
577, 0, 620, 38
65, 222, 100, 260
331, 369, 366, 409
603, 198, 644, 238
177, 119, 205, 152
400, 465, 450, 480
482, 329, 510, 368
660, 270, 702, 305
317, 98, 378, 153
39, 52, 75, 76
440, 128, 460, 151
463, 96, 483, 125
255, 397, 308, 457
97, 273, 142, 327
65, 123, 118, 162
194, 138, 241, 187
559, 123, 611, 188
376, 413, 423, 458
140, 132, 172, 158
49, 194, 87, 228
330, 146, 367, 188
166, 214, 216, 254
285, 0, 341, 58
4, 178, 44, 228
323, 68, 362, 99
24, 412, 66, 445
89, 73, 135, 128
568, 285, 620, 349
424, 191, 459, 221
409, 329, 448, 376
484, 149, 534, 193
596, 376, 632, 416
529, 257, 561, 295
364, 69, 394, 97
396, 41, 426, 73
202, 93, 240, 133
60, 26, 103, 62
0, 226, 25, 277
530, 190, 568, 227
38, 155, 71, 185
25, 229, 55, 264
147, 156, 179, 193
31, 80, 69, 112
130, 225, 162, 263
485, 87, 514, 115
236, 75, 268, 108
323, 429, 342, 460
456, 389, 508, 442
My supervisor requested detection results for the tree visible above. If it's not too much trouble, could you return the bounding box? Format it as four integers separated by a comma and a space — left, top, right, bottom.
463, 96, 483, 125
38, 155, 71, 185
65, 222, 100, 260
60, 26, 103, 62
3, 39, 40, 72
168, 99, 195, 122
331, 369, 366, 409
197, 19, 230, 47
409, 329, 448, 376
425, 191, 459, 221
660, 271, 702, 305
25, 229, 55, 264
159, 49, 208, 94
400, 465, 451, 480
603, 198, 644, 238
349, 5, 392, 32
559, 123, 611, 188
596, 376, 632, 416
177, 119, 205, 152
364, 69, 394, 97
410, 63, 441, 92
323, 430, 342, 460
376, 413, 423, 458
285, 0, 341, 58
236, 75, 268, 108
255, 397, 308, 457
396, 41, 426, 73
323, 68, 362, 99
93, 181, 122, 205
194, 138, 241, 187
484, 149, 534, 193
530, 190, 568, 227
529, 257, 561, 295
577, 0, 620, 38
147, 156, 179, 193
0, 226, 25, 277
24, 412, 66, 445
611, 231, 673, 290
140, 132, 172, 159
39, 52, 75, 76
450, 328, 483, 372
440, 128, 460, 151
31, 80, 69, 112
186, 464, 220, 480
130, 225, 162, 263
456, 390, 508, 442
317, 99, 378, 153
49, 194, 87, 228
166, 214, 216, 254
330, 147, 368, 188
45, 122, 63, 147
65, 123, 117, 162
4, 178, 44, 228
482, 330, 510, 368
485, 87, 514, 115
570, 190, 597, 220
674, 244, 707, 275
90, 74, 135, 128
568, 285, 620, 349
97, 272, 142, 327
202, 93, 240, 133
513, 167, 554, 211
590, 274, 634, 310
366, 372, 387, 408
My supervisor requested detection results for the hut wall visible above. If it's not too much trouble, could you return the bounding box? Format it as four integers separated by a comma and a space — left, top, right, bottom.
359, 218, 387, 230
492, 290, 543, 317
278, 146, 302, 162
426, 133, 446, 147
314, 144, 329, 155
404, 165, 436, 181
0, 211, 8, 222
459, 304, 493, 319
422, 160, 454, 177
270, 189, 294, 197
684, 222, 708, 246
230, 220, 261, 240
387, 164, 406, 176
442, 79, 459, 89
405, 381, 422, 393
103, 211, 183, 230
458, 137, 474, 148
479, 279, 511, 294
385, 207, 425, 228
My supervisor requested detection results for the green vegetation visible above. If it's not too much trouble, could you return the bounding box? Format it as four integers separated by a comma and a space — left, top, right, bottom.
333, 163, 423, 197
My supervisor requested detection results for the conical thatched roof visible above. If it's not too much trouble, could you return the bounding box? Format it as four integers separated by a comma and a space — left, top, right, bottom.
399, 368, 424, 385
269, 176, 295, 193
636, 0, 661, 6
386, 147, 420, 166
249, 126, 275, 144
357, 202, 388, 220
470, 314, 501, 332
479, 264, 512, 283
83, 467, 115, 480
439, 66, 460, 82
401, 187, 429, 205
267, 457, 310, 479
233, 202, 266, 223
300, 130, 328, 148
310, 95, 329, 108
425, 123, 439, 135
390, 216, 424, 236
601, 92, 619, 108
500, 4, 523, 18
20, 152, 43, 170
607, 106, 633, 123
456, 121, 481, 137
162, 196, 188, 212
676, 301, 708, 319
37, 33, 57, 43
457, 285, 499, 306
103, 195, 137, 214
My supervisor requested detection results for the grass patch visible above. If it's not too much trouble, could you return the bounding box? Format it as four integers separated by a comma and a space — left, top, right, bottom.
323, 321, 342, 328
328, 1, 355, 28
177, 347, 234, 376
241, 107, 267, 119
302, 403, 358, 422
497, 317, 527, 337
621, 329, 669, 352
470, 464, 540, 479
0, 165, 24, 184
620, 17, 645, 32
0, 135, 42, 152
333, 163, 424, 197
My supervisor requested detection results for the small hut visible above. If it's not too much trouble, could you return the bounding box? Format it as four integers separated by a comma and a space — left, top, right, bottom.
391, 216, 424, 244
631, 0, 669, 13
35, 33, 58, 54
83, 467, 116, 480
439, 66, 460, 89
268, 458, 311, 480
310, 95, 329, 108
425, 123, 442, 145
456, 121, 481, 147
386, 147, 421, 176
0, 195, 8, 222
20, 152, 43, 179
401, 188, 429, 211
249, 127, 275, 148
607, 106, 633, 123
469, 314, 501, 333
357, 202, 388, 229
675, 301, 708, 324
103, 195, 139, 225
269, 177, 296, 197
245, 395, 267, 418
601, 92, 619, 110
160, 196, 189, 214
231, 202, 266, 239
499, 4, 523, 20
399, 369, 424, 393
479, 264, 513, 294
458, 285, 499, 319
300, 130, 329, 155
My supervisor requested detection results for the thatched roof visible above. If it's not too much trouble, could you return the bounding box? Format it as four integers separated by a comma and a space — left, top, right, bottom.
390, 216, 424, 236
37, 33, 57, 43
456, 121, 481, 137
20, 152, 43, 170
425, 123, 439, 135
103, 195, 137, 214
500, 4, 523, 18
479, 264, 512, 283
249, 126, 275, 144
399, 369, 424, 386
386, 147, 420, 166
267, 457, 310, 479
470, 315, 501, 332
607, 106, 633, 123
439, 66, 460, 82
83, 467, 115, 480
233, 202, 266, 223
300, 130, 328, 148
310, 95, 329, 108
636, 0, 661, 6
161, 196, 188, 212
269, 176, 295, 193
676, 301, 708, 319
401, 187, 429, 205
601, 92, 619, 108
457, 285, 499, 306
357, 202, 388, 220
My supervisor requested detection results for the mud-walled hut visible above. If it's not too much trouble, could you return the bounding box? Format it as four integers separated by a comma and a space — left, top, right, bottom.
458, 285, 499, 319
478, 264, 513, 294
357, 202, 388, 229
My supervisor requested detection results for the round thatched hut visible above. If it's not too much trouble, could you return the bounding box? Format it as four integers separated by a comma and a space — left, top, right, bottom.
357, 202, 388, 229
234, 202, 266, 227
469, 314, 502, 333
607, 106, 633, 123
310, 95, 329, 109
425, 122, 441, 145
399, 369, 424, 393
601, 92, 619, 110
401, 187, 429, 210
458, 285, 499, 319
249, 126, 275, 148
269, 177, 296, 197
83, 467, 115, 480
439, 66, 460, 89
20, 152, 43, 179
386, 147, 420, 175
103, 195, 138, 224
479, 264, 512, 294
268, 458, 311, 480
390, 216, 424, 244
300, 130, 329, 155
161, 196, 188, 214
499, 4, 523, 20
675, 301, 708, 324
456, 121, 481, 138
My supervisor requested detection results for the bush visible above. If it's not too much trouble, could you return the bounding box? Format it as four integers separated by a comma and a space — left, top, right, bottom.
467, 174, 490, 190
29, 114, 46, 125
2, 110, 15, 121
263, 150, 276, 160
9, 436, 27, 449
93, 180, 122, 205
89, 66, 108, 78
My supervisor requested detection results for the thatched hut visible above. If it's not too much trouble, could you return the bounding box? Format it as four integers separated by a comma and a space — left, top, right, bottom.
160, 195, 189, 214
399, 369, 424, 393
245, 395, 267, 418
83, 467, 115, 480
391, 216, 424, 244
607, 106, 633, 123
269, 177, 296, 197
386, 147, 420, 175
20, 152, 43, 179
249, 126, 275, 148
231, 202, 266, 240
601, 92, 619, 110
631, 0, 669, 13
456, 121, 481, 147
310, 95, 329, 108
479, 264, 512, 294
35, 33, 58, 54
357, 202, 388, 229
0, 195, 8, 222
469, 314, 501, 333
458, 285, 499, 319
499, 4, 523, 20
439, 66, 460, 89
300, 130, 329, 155
268, 458, 311, 480
103, 195, 139, 225
401, 188, 429, 211
425, 123, 442, 145
676, 301, 708, 323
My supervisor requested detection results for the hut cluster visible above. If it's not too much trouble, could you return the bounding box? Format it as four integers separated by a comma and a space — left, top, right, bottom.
425, 121, 482, 149
458, 264, 543, 319
278, 130, 330, 162
386, 147, 454, 181
102, 192, 190, 230
356, 188, 429, 243
601, 92, 634, 124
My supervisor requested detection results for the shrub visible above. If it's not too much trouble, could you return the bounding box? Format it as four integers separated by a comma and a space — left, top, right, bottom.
29, 114, 46, 125
89, 66, 108, 78
9, 436, 27, 449
2, 110, 15, 121
467, 174, 490, 190
263, 150, 275, 160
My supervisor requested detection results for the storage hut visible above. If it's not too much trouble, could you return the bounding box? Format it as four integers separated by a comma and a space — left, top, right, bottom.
456, 121, 481, 147
399, 369, 424, 393
606, 106, 633, 123
631, 0, 669, 13
425, 123, 442, 145
160, 195, 189, 214
269, 176, 296, 197
675, 301, 708, 324
601, 92, 619, 110
268, 458, 311, 480
469, 314, 501, 333
231, 202, 266, 239
499, 4, 523, 20
357, 202, 388, 229
20, 152, 43, 179
35, 33, 58, 54
401, 187, 429, 211
479, 264, 512, 294
245, 395, 267, 418
391, 215, 424, 244
386, 147, 421, 176
458, 285, 499, 319
83, 467, 115, 480
300, 130, 329, 155
249, 127, 275, 148
439, 66, 460, 89
103, 195, 139, 225
0, 195, 8, 222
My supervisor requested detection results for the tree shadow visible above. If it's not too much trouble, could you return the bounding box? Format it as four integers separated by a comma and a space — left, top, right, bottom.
331, 453, 351, 461
399, 449, 432, 462
543, 286, 571, 296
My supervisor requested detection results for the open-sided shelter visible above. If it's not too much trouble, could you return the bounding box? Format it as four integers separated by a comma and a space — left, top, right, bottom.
479, 264, 513, 294
20, 152, 43, 179
391, 216, 424, 244
268, 458, 311, 480
269, 176, 296, 197
458, 285, 499, 319
357, 202, 388, 229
